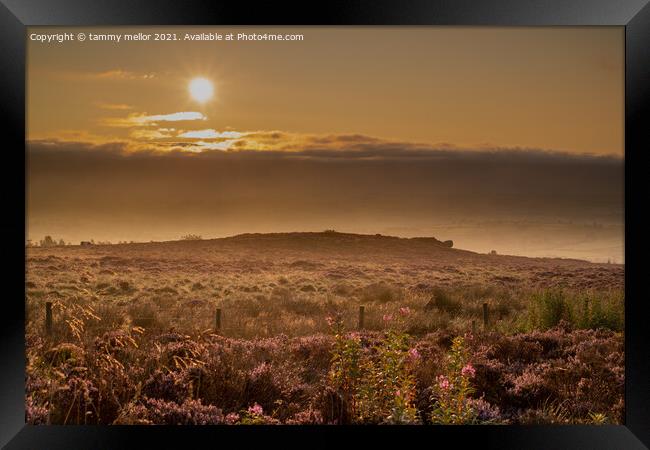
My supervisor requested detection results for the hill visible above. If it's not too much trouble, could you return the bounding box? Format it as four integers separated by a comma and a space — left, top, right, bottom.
27, 231, 623, 291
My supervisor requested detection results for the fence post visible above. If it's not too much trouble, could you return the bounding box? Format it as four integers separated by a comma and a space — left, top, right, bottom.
483, 303, 489, 330
215, 308, 222, 334
471, 320, 476, 335
358, 306, 365, 330
45, 302, 53, 336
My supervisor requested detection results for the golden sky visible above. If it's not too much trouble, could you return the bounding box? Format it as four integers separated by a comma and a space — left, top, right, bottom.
26, 27, 625, 261
27, 26, 624, 156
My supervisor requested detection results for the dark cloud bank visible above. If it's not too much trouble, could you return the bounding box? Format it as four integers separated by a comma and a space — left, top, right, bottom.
27, 141, 623, 262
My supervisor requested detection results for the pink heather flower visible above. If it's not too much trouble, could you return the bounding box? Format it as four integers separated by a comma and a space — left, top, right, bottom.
461, 363, 476, 378
325, 316, 335, 327
251, 362, 271, 379
225, 412, 240, 424
399, 307, 411, 316
437, 375, 450, 391
408, 348, 421, 361
248, 403, 263, 416
382, 314, 393, 323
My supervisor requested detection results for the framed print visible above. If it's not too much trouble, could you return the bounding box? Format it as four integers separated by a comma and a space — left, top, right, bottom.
1, 0, 649, 448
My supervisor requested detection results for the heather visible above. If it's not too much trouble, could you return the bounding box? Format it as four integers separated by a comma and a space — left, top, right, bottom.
25, 234, 624, 425
26, 320, 623, 425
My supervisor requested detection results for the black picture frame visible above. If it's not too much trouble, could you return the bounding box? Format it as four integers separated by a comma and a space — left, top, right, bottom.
1, 0, 648, 448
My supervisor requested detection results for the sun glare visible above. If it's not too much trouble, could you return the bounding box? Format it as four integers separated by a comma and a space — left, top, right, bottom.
189, 77, 214, 103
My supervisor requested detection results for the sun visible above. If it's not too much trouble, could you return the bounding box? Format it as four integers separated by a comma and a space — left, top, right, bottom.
188, 77, 214, 103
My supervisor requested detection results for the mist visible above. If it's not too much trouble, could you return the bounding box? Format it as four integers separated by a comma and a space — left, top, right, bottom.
27, 141, 624, 262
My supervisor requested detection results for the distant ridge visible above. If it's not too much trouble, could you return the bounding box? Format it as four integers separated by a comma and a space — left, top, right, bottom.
228, 230, 452, 246
34, 231, 620, 267
155, 231, 597, 264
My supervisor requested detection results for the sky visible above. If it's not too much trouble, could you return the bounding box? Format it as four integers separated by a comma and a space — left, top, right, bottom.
26, 26, 624, 262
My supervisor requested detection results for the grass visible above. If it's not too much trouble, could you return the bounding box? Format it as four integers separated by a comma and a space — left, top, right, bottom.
24, 235, 625, 425
526, 289, 623, 332
27, 280, 624, 341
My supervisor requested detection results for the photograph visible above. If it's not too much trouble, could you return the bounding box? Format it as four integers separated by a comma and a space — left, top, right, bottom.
24, 26, 625, 426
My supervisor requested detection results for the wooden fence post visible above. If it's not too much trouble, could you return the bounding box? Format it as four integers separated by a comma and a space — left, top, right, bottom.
215, 308, 222, 334
358, 306, 365, 330
471, 320, 476, 335
45, 301, 53, 336
483, 303, 489, 330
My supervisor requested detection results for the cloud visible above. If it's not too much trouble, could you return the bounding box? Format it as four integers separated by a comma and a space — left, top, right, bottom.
194, 130, 465, 155
191, 131, 619, 163
178, 129, 244, 139
94, 70, 155, 80
186, 140, 240, 151
102, 111, 206, 127
26, 139, 624, 243
29, 127, 625, 166
138, 112, 206, 123
129, 128, 176, 140
25, 135, 624, 262
27, 137, 623, 167
62, 69, 157, 82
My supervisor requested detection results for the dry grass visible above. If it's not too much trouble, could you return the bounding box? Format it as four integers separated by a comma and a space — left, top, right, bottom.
26, 232, 624, 340
24, 232, 625, 425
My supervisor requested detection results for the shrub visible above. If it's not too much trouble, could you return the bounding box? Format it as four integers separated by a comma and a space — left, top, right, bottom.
25, 326, 624, 425
528, 289, 623, 332
326, 314, 362, 423
465, 397, 502, 423
115, 398, 223, 425
361, 282, 402, 304
326, 309, 419, 424
470, 326, 624, 424
430, 287, 462, 315
529, 290, 573, 330
356, 311, 419, 424
236, 403, 280, 425
128, 302, 161, 329
577, 292, 624, 332
430, 336, 478, 424
26, 395, 49, 425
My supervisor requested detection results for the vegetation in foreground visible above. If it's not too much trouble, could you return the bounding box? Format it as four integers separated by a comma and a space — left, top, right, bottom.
26, 319, 623, 425
25, 234, 624, 425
